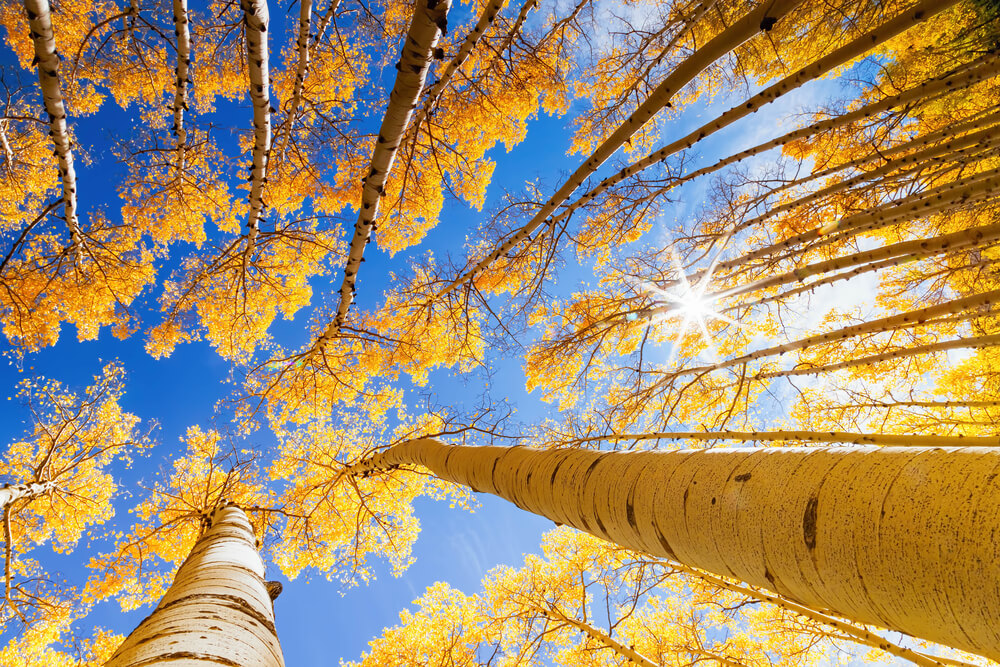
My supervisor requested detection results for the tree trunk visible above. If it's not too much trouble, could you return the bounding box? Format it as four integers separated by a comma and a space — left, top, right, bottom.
241, 0, 271, 256
352, 439, 1000, 661
0, 481, 56, 507
315, 0, 450, 348
104, 504, 284, 667
438, 0, 803, 297
23, 0, 81, 260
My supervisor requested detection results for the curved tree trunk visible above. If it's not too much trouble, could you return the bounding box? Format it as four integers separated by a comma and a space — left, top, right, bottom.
104, 504, 284, 667
351, 439, 1000, 661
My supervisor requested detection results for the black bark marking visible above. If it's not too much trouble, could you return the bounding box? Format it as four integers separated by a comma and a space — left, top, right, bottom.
654, 524, 676, 559
803, 496, 819, 550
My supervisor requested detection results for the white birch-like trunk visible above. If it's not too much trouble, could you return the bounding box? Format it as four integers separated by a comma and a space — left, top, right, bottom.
23, 0, 81, 258
242, 0, 271, 255
314, 0, 450, 349
0, 481, 56, 508
572, 430, 1000, 447
171, 0, 191, 175
352, 439, 1000, 660
555, 0, 959, 224
656, 288, 999, 379
103, 504, 284, 667
640, 53, 1000, 207
0, 119, 12, 171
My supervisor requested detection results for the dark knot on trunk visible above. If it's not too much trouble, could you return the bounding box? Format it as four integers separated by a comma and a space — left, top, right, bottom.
266, 580, 283, 601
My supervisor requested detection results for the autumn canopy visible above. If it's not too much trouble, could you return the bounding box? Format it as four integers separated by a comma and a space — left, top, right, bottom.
0, 0, 998, 663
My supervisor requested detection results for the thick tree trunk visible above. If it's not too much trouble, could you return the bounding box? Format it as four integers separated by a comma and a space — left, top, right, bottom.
104, 504, 284, 667
352, 439, 1000, 661
0, 481, 56, 507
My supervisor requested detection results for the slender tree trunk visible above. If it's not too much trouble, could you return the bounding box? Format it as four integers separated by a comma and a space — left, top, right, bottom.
716, 220, 1000, 302
535, 603, 659, 667
242, 0, 271, 257
171, 0, 191, 176
314, 0, 450, 348
670, 565, 973, 667
760, 333, 1000, 378
104, 504, 284, 667
24, 0, 81, 260
650, 53, 1000, 216
656, 289, 999, 379
351, 439, 1000, 661
569, 430, 1000, 447
558, 0, 959, 224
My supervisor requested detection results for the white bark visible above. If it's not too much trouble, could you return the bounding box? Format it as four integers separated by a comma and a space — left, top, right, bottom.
352, 439, 1000, 660
761, 333, 1000, 378
437, 0, 803, 297
24, 0, 81, 259
171, 0, 191, 174
274, 0, 344, 161
0, 119, 12, 171
718, 220, 1000, 301
573, 430, 1000, 447
104, 504, 284, 667
242, 0, 271, 256
409, 0, 507, 136
0, 481, 57, 508
659, 288, 1000, 379
314, 0, 450, 350
640, 53, 1000, 207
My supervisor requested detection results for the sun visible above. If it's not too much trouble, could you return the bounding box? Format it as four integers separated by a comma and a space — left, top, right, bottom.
628, 244, 737, 363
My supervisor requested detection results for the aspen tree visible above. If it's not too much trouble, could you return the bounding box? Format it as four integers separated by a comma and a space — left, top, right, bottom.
242, 0, 271, 257
349, 438, 1000, 660
437, 0, 804, 299
22, 0, 80, 260
0, 364, 144, 630
316, 0, 450, 345
103, 503, 285, 667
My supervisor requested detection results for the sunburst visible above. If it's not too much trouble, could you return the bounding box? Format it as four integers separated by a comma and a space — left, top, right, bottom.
629, 244, 737, 363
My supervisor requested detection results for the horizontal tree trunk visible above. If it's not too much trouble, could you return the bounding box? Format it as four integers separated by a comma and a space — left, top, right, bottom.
352, 439, 1000, 661
104, 504, 284, 667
